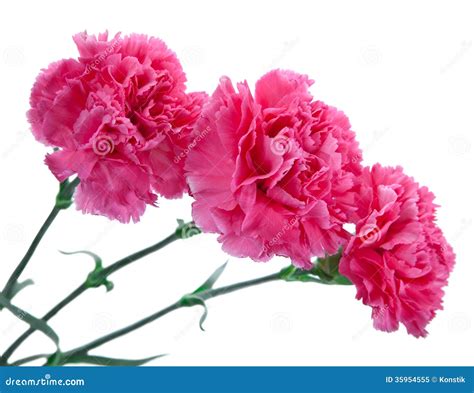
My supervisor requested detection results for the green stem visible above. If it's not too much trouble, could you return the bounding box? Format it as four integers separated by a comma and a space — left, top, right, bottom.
58, 272, 281, 363
101, 232, 179, 277
199, 273, 280, 300
10, 354, 50, 366
1, 206, 60, 299
1, 178, 80, 300
0, 230, 182, 365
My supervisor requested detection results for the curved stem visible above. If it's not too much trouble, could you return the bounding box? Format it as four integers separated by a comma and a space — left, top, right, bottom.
1, 178, 80, 300
101, 232, 179, 277
199, 273, 280, 300
64, 302, 182, 357
0, 230, 182, 364
59, 272, 281, 363
0, 284, 87, 363
11, 354, 50, 366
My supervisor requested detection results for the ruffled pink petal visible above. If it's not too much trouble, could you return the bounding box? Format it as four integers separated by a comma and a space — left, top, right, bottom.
28, 31, 206, 222
28, 59, 84, 145
186, 69, 363, 266
74, 161, 156, 223
341, 164, 456, 337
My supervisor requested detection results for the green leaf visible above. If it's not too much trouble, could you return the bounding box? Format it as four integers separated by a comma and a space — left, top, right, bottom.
180, 295, 208, 331
60, 250, 114, 291
178, 262, 228, 331
45, 351, 63, 366
59, 353, 166, 366
0, 293, 60, 351
60, 249, 102, 264
193, 262, 228, 294
9, 279, 34, 299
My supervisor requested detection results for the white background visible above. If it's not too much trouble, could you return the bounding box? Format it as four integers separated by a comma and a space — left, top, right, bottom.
0, 0, 473, 366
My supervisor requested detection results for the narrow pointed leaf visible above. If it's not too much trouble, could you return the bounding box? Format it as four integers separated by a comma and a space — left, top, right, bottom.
61, 353, 166, 366
9, 279, 34, 299
197, 299, 208, 331
193, 262, 228, 294
0, 293, 59, 350
180, 295, 208, 331
60, 250, 113, 291
60, 250, 102, 265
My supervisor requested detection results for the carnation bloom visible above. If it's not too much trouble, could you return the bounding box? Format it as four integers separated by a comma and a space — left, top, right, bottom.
28, 31, 206, 222
339, 164, 455, 337
185, 70, 362, 268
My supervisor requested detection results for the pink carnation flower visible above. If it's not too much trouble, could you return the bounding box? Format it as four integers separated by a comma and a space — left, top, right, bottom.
339, 164, 455, 337
185, 70, 362, 268
28, 32, 206, 222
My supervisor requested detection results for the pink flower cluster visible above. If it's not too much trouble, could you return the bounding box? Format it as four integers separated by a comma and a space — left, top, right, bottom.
28, 32, 455, 336
182, 71, 455, 337
29, 32, 206, 222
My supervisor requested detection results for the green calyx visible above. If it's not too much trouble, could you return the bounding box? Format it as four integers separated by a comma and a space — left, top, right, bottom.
279, 251, 352, 286
55, 178, 80, 210
175, 219, 201, 239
